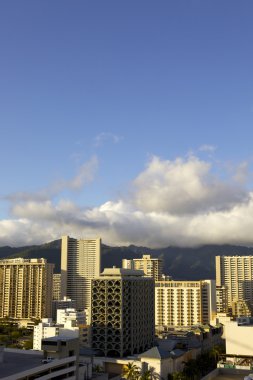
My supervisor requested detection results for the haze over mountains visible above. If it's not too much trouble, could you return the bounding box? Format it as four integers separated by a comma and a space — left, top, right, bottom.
1, 240, 253, 280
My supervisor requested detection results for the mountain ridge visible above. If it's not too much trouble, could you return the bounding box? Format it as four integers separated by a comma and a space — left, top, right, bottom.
0, 240, 253, 280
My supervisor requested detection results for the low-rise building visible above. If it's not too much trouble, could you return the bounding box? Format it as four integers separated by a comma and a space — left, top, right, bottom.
52, 296, 77, 321
0, 337, 80, 380
33, 313, 89, 350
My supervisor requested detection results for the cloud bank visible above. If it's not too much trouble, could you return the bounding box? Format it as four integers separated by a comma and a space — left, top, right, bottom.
1, 154, 253, 248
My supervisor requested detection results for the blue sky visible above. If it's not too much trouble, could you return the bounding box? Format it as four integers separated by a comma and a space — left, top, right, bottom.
1, 1, 253, 247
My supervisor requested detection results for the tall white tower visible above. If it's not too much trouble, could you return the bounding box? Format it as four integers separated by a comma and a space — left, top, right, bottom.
216, 255, 253, 311
61, 236, 101, 311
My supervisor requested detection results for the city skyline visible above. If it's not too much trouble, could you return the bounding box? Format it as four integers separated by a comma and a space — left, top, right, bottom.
1, 1, 253, 248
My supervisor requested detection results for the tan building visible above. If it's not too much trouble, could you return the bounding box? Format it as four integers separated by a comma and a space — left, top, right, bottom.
91, 267, 155, 357
122, 254, 163, 280
216, 255, 253, 312
61, 236, 101, 311
155, 280, 216, 327
0, 258, 54, 323
52, 273, 61, 300
216, 285, 229, 314
232, 299, 253, 317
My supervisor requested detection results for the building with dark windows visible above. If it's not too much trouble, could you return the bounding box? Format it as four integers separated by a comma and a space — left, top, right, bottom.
91, 267, 155, 357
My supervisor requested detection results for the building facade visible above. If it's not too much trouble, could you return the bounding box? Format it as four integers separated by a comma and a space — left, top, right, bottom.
33, 312, 87, 350
52, 297, 77, 321
91, 267, 155, 357
61, 236, 101, 311
122, 254, 163, 280
216, 285, 229, 314
0, 258, 54, 322
155, 280, 216, 327
216, 255, 253, 312
52, 273, 61, 301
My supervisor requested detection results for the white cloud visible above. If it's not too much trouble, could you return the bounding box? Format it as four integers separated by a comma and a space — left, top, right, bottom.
132, 155, 248, 215
2, 154, 253, 248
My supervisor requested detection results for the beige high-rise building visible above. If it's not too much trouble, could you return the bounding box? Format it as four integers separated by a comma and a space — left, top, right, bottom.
122, 254, 163, 280
0, 258, 54, 322
53, 273, 61, 300
155, 280, 216, 327
61, 236, 101, 311
216, 256, 253, 311
91, 267, 155, 357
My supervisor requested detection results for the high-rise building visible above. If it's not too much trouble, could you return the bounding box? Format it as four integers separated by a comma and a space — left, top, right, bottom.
122, 254, 163, 280
216, 256, 253, 311
0, 258, 54, 323
91, 267, 155, 357
53, 273, 61, 300
155, 280, 216, 327
61, 236, 101, 311
216, 285, 229, 314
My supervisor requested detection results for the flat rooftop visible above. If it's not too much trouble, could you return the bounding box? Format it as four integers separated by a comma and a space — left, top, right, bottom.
212, 375, 245, 380
0, 349, 43, 379
211, 372, 250, 380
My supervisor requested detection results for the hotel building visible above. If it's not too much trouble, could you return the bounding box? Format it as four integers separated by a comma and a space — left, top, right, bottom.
216, 255, 253, 311
61, 236, 101, 311
155, 279, 216, 327
0, 258, 54, 323
122, 254, 163, 280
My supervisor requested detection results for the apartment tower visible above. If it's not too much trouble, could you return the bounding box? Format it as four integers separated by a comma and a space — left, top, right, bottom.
216, 256, 253, 311
61, 236, 101, 311
91, 267, 155, 357
122, 254, 163, 281
155, 279, 216, 327
0, 258, 54, 323
53, 273, 61, 300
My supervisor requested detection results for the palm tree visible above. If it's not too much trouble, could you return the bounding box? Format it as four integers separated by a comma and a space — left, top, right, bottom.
122, 362, 140, 380
139, 370, 151, 380
148, 366, 161, 380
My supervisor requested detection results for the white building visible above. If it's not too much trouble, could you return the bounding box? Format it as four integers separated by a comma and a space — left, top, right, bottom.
216, 255, 253, 311
56, 308, 86, 325
61, 236, 101, 310
33, 319, 60, 350
52, 297, 77, 321
155, 280, 216, 327
225, 317, 253, 356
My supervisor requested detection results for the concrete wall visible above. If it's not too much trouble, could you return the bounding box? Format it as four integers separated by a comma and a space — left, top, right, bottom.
226, 321, 253, 355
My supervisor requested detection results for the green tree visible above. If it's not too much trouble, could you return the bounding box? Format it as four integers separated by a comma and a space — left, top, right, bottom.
139, 371, 151, 380
148, 367, 161, 380
23, 338, 33, 350
209, 345, 224, 365
172, 372, 186, 380
122, 362, 140, 380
